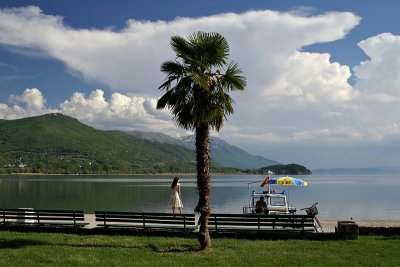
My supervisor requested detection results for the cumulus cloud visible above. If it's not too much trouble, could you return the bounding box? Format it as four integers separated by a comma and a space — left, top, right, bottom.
350, 32, 400, 132
0, 6, 366, 143
0, 88, 188, 136
10, 88, 46, 111
0, 6, 360, 97
0, 88, 56, 119
60, 89, 180, 134
264, 51, 356, 104
354, 33, 400, 99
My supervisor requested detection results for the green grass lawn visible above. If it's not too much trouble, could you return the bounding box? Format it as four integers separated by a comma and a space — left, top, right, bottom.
0, 231, 399, 266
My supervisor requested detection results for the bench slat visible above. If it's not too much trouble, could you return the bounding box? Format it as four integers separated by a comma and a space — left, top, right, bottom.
1, 208, 87, 228
95, 211, 196, 231
207, 214, 316, 233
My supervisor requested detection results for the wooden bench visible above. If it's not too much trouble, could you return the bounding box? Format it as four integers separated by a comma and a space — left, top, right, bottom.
1, 208, 88, 228
208, 213, 316, 233
95, 211, 196, 232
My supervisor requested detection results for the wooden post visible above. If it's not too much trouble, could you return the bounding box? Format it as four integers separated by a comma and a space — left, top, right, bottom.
337, 221, 359, 240
36, 210, 40, 227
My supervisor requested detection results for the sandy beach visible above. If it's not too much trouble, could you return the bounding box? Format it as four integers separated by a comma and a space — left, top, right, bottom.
319, 220, 400, 232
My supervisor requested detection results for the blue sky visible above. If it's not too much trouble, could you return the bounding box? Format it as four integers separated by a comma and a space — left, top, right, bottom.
1, 0, 400, 169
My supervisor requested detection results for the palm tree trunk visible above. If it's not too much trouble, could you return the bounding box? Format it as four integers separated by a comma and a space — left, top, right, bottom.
194, 123, 212, 250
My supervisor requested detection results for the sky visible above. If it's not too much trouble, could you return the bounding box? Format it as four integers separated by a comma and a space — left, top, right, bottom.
0, 0, 400, 169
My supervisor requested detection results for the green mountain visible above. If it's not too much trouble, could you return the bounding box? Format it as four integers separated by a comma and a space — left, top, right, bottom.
0, 113, 197, 174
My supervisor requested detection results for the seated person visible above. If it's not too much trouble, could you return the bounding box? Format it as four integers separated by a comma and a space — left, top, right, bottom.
255, 196, 267, 214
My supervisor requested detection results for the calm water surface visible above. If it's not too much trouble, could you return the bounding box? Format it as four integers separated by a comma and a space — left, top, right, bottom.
1, 174, 399, 220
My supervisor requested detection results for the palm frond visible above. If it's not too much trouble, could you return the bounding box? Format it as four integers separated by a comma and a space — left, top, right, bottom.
221, 62, 247, 91
190, 32, 229, 67
157, 88, 179, 109
157, 31, 246, 132
170, 36, 193, 62
160, 61, 184, 75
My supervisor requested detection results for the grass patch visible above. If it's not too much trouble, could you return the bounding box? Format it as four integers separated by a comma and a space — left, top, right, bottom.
0, 231, 399, 266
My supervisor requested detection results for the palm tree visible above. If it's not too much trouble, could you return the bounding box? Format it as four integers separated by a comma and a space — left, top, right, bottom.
157, 31, 246, 250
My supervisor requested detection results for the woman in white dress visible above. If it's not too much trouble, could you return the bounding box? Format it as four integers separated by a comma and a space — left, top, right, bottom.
169, 177, 183, 214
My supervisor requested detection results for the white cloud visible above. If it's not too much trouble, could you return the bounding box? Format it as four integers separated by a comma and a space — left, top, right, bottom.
6, 6, 400, 167
0, 6, 360, 97
0, 88, 188, 136
0, 7, 364, 142
350, 32, 400, 133
354, 33, 400, 99
9, 88, 46, 111
60, 89, 109, 121
59, 89, 186, 134
0, 88, 56, 119
264, 51, 356, 104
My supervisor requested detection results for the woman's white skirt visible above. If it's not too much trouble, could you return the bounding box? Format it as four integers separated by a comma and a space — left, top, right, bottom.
169, 191, 183, 208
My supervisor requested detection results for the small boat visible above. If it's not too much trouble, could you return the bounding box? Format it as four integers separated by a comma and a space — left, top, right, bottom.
243, 176, 310, 214
242, 190, 296, 214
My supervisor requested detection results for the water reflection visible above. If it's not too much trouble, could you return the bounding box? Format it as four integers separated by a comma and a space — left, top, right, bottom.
0, 174, 399, 220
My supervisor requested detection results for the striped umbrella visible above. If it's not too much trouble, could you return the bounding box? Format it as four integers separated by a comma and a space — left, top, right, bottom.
268, 176, 308, 186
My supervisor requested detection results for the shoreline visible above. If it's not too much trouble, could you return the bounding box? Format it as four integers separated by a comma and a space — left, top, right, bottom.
320, 219, 400, 232
1, 172, 248, 177
2, 173, 199, 176
1, 173, 196, 177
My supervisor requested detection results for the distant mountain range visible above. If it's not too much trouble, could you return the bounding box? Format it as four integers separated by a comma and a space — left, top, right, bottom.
0, 113, 279, 174
127, 131, 279, 169
312, 166, 400, 174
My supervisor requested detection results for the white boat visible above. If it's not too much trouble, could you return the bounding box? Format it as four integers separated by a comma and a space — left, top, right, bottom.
242, 190, 296, 214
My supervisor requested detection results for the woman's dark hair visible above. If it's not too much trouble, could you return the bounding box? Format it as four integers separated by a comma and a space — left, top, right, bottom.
171, 177, 179, 189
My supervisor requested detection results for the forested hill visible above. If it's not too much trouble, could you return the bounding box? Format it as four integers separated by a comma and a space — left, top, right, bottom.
258, 164, 312, 175
0, 113, 197, 174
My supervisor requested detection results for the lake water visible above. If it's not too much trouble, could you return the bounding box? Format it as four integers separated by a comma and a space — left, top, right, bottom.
0, 174, 399, 221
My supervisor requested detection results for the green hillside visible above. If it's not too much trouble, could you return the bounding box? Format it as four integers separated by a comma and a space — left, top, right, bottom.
0, 113, 196, 174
